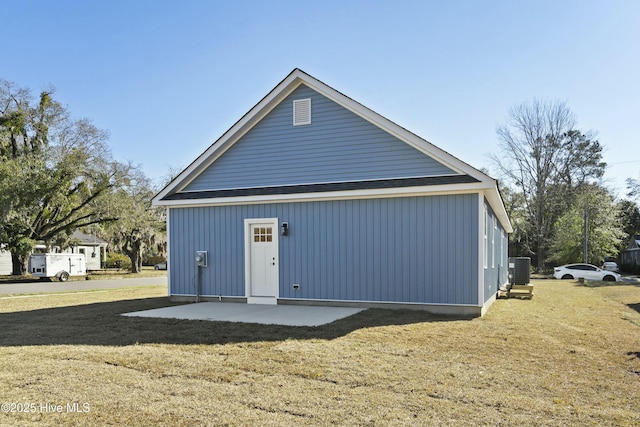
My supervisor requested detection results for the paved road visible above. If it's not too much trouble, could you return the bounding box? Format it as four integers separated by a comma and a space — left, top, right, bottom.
0, 275, 167, 295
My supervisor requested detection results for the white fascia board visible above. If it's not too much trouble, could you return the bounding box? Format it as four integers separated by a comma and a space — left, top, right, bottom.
297, 72, 491, 182
152, 69, 510, 230
165, 208, 171, 294
155, 181, 494, 208
153, 70, 307, 204
174, 173, 465, 195
153, 68, 495, 204
483, 187, 513, 233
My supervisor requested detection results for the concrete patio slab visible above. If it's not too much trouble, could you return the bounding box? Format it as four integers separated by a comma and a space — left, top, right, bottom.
122, 302, 365, 327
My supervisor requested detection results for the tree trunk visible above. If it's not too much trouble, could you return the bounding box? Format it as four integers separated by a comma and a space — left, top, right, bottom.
537, 240, 545, 273
128, 253, 139, 273
128, 251, 143, 273
11, 253, 27, 276
125, 237, 144, 273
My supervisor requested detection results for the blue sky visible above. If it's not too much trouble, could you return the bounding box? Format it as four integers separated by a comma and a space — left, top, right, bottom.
2, 0, 638, 197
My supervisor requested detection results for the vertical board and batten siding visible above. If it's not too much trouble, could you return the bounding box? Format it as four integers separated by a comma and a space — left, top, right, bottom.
169, 194, 480, 305
183, 85, 456, 192
483, 201, 509, 302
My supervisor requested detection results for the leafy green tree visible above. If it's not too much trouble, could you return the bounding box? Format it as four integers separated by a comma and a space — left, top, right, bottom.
100, 171, 166, 273
0, 79, 64, 159
0, 79, 130, 274
617, 199, 640, 249
549, 185, 623, 266
491, 99, 606, 271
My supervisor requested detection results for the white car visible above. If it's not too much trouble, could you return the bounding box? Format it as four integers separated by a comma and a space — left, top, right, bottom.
553, 263, 621, 282
602, 261, 619, 272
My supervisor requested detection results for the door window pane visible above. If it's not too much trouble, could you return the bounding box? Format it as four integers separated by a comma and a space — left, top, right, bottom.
253, 226, 273, 242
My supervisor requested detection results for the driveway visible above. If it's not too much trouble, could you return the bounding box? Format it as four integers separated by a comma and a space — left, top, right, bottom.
0, 275, 167, 295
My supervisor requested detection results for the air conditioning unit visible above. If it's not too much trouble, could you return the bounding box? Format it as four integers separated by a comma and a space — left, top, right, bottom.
509, 257, 531, 285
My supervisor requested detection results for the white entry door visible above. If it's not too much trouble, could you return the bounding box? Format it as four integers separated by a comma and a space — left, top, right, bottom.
245, 218, 279, 304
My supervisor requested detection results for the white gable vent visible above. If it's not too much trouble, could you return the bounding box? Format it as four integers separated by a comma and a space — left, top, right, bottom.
293, 98, 311, 126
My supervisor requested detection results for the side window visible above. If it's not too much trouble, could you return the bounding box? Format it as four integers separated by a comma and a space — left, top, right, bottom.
483, 208, 488, 269
499, 229, 503, 267
492, 218, 496, 269
571, 264, 594, 271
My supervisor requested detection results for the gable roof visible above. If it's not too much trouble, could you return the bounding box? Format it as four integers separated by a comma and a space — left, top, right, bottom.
153, 68, 512, 232
70, 230, 107, 246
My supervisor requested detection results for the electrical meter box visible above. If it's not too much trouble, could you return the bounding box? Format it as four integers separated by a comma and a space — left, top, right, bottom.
195, 251, 208, 267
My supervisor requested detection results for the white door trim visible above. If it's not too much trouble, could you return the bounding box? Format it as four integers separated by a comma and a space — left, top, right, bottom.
244, 218, 279, 304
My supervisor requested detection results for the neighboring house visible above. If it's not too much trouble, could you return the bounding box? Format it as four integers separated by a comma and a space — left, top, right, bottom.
153, 69, 512, 317
0, 247, 11, 275
621, 235, 640, 271
34, 230, 108, 271
67, 230, 108, 271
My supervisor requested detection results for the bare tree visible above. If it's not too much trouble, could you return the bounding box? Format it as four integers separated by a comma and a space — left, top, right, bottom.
491, 99, 606, 271
627, 176, 640, 200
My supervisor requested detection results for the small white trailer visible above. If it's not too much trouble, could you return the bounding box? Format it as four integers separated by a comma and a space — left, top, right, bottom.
29, 253, 87, 281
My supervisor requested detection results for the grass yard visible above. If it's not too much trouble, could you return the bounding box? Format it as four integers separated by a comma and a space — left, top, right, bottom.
1, 281, 639, 426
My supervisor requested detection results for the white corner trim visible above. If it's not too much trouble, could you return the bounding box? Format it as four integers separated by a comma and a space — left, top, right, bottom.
478, 193, 487, 306
166, 208, 171, 294
478, 194, 485, 306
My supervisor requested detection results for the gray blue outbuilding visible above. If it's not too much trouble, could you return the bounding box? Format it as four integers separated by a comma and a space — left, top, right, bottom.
153, 69, 512, 317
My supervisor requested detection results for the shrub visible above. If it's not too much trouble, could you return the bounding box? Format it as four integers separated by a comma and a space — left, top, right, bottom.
105, 253, 132, 271
145, 255, 166, 266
